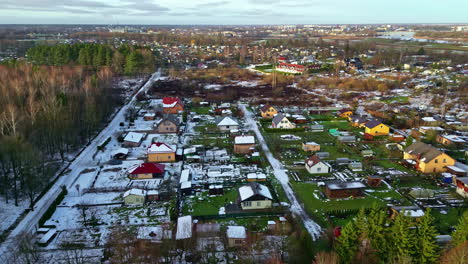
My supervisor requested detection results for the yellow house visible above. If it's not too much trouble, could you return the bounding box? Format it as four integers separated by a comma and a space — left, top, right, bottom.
238, 183, 273, 210
337, 109, 353, 118
147, 142, 176, 162
260, 104, 278, 119
364, 120, 390, 136
123, 189, 146, 205
403, 141, 456, 173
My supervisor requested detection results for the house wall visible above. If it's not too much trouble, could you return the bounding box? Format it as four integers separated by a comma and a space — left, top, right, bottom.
218, 125, 238, 132
163, 104, 183, 114
123, 141, 141, 148
261, 107, 277, 119
456, 187, 468, 198
156, 122, 178, 134
273, 118, 295, 129
234, 144, 255, 154
339, 111, 352, 118
228, 238, 245, 247
302, 144, 320, 152
124, 195, 145, 205
365, 125, 389, 136
418, 153, 455, 173
131, 173, 153, 179
241, 200, 272, 210
305, 162, 330, 174
148, 153, 175, 162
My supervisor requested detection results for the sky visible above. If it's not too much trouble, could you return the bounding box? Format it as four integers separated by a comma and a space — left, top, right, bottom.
0, 0, 467, 25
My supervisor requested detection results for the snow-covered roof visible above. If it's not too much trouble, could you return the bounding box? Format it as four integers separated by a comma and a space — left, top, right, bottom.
180, 169, 190, 183
217, 116, 239, 126
239, 183, 272, 201
422, 117, 437, 122
124, 132, 144, 143
304, 142, 319, 145
147, 142, 175, 154
326, 181, 366, 190
181, 181, 192, 189
124, 188, 146, 197
235, 135, 255, 145
226, 226, 246, 239
176, 216, 192, 240
112, 148, 129, 156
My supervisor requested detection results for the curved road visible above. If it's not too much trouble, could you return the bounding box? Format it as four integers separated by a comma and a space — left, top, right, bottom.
240, 104, 322, 240
0, 70, 163, 260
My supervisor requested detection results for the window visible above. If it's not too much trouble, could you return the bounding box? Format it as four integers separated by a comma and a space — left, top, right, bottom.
443, 159, 446, 163
235, 239, 242, 244
317, 167, 321, 172
433, 168, 436, 172
168, 156, 171, 159
435, 159, 438, 164
257, 202, 261, 206
244, 201, 251, 207
226, 126, 229, 128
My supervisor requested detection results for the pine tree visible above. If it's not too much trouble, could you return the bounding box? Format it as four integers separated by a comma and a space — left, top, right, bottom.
336, 221, 360, 263
390, 212, 415, 262
413, 209, 439, 264
124, 50, 144, 75
451, 211, 468, 247
367, 205, 391, 262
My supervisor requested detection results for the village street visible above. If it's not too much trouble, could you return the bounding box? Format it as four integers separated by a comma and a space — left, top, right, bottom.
239, 104, 322, 240
0, 70, 163, 260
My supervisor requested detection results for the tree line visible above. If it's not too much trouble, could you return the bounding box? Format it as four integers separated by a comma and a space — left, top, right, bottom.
0, 62, 121, 210
25, 43, 157, 75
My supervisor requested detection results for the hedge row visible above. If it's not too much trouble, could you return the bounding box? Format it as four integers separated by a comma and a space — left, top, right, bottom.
38, 186, 68, 227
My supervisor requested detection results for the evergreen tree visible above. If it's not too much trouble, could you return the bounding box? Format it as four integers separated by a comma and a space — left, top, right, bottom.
413, 209, 439, 264
417, 47, 426, 55
390, 212, 415, 262
336, 221, 360, 263
451, 211, 468, 247
124, 50, 144, 75
367, 205, 391, 262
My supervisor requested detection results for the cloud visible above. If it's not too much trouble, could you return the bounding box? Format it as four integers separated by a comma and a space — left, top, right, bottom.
195, 1, 230, 8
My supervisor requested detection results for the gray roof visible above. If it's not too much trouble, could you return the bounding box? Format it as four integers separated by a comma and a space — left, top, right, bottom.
326, 181, 366, 190
404, 141, 444, 163
272, 113, 286, 126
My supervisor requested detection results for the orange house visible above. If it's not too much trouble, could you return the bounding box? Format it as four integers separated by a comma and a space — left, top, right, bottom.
147, 142, 176, 162
162, 97, 184, 114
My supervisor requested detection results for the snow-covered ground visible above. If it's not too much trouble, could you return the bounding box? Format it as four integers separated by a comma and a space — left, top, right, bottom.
0, 198, 29, 234
239, 104, 322, 240
0, 70, 164, 261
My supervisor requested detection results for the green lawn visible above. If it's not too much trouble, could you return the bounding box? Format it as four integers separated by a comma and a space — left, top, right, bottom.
380, 96, 409, 103
432, 208, 465, 235
190, 106, 212, 115
183, 188, 239, 216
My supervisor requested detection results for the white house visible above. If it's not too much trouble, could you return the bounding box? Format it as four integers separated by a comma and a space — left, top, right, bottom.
305, 155, 332, 174
272, 113, 296, 129
216, 116, 239, 132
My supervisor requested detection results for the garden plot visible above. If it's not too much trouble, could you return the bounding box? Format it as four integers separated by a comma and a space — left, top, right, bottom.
0, 198, 29, 233
126, 116, 156, 132
93, 160, 141, 188
183, 188, 239, 216
60, 192, 122, 207
111, 204, 169, 225
46, 227, 104, 249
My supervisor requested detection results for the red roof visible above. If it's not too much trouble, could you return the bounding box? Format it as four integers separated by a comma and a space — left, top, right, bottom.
278, 56, 287, 61
305, 155, 321, 166
130, 163, 165, 175
162, 97, 183, 106
278, 63, 305, 69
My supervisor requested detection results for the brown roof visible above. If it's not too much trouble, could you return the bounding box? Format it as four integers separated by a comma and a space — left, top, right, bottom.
404, 141, 444, 163
305, 155, 321, 167
261, 104, 274, 112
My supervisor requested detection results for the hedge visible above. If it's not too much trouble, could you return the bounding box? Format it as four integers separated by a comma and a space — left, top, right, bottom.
264, 127, 306, 133
38, 185, 68, 227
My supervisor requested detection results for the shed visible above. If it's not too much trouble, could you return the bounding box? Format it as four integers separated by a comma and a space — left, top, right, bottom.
226, 226, 247, 247
325, 181, 366, 199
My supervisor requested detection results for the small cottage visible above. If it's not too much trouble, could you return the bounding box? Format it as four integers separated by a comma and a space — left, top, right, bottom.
128, 163, 165, 179
305, 155, 331, 174
364, 120, 389, 136
147, 142, 176, 162
238, 183, 273, 210
272, 113, 296, 129
226, 226, 247, 247
123, 132, 145, 147
154, 115, 180, 134
302, 142, 320, 152
260, 104, 278, 119
216, 116, 239, 132
234, 135, 256, 154
123, 189, 146, 205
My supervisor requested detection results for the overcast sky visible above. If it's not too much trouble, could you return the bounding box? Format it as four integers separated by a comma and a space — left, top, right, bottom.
0, 0, 467, 24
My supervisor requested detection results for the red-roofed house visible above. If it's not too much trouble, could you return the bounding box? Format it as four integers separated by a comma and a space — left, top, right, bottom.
276, 63, 305, 74
305, 155, 332, 174
162, 97, 184, 114
147, 142, 176, 162
129, 163, 166, 179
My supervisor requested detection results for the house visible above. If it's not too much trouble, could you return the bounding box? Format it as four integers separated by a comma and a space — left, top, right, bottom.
154, 115, 180, 134
226, 226, 247, 247
128, 163, 165, 179
337, 109, 353, 118
276, 63, 305, 74
238, 183, 273, 210
123, 132, 145, 147
436, 134, 465, 146
305, 155, 332, 174
403, 142, 456, 173
302, 142, 320, 152
246, 172, 267, 182
348, 162, 363, 172
455, 177, 468, 198
364, 120, 389, 136
147, 142, 176, 162
234, 135, 256, 154
325, 182, 366, 199
112, 148, 129, 159
123, 188, 146, 205
367, 175, 382, 187
143, 112, 156, 121
175, 215, 193, 240
260, 104, 278, 119
162, 97, 184, 114
389, 206, 425, 220
350, 116, 370, 127
180, 169, 192, 196
216, 116, 239, 132
272, 113, 296, 129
